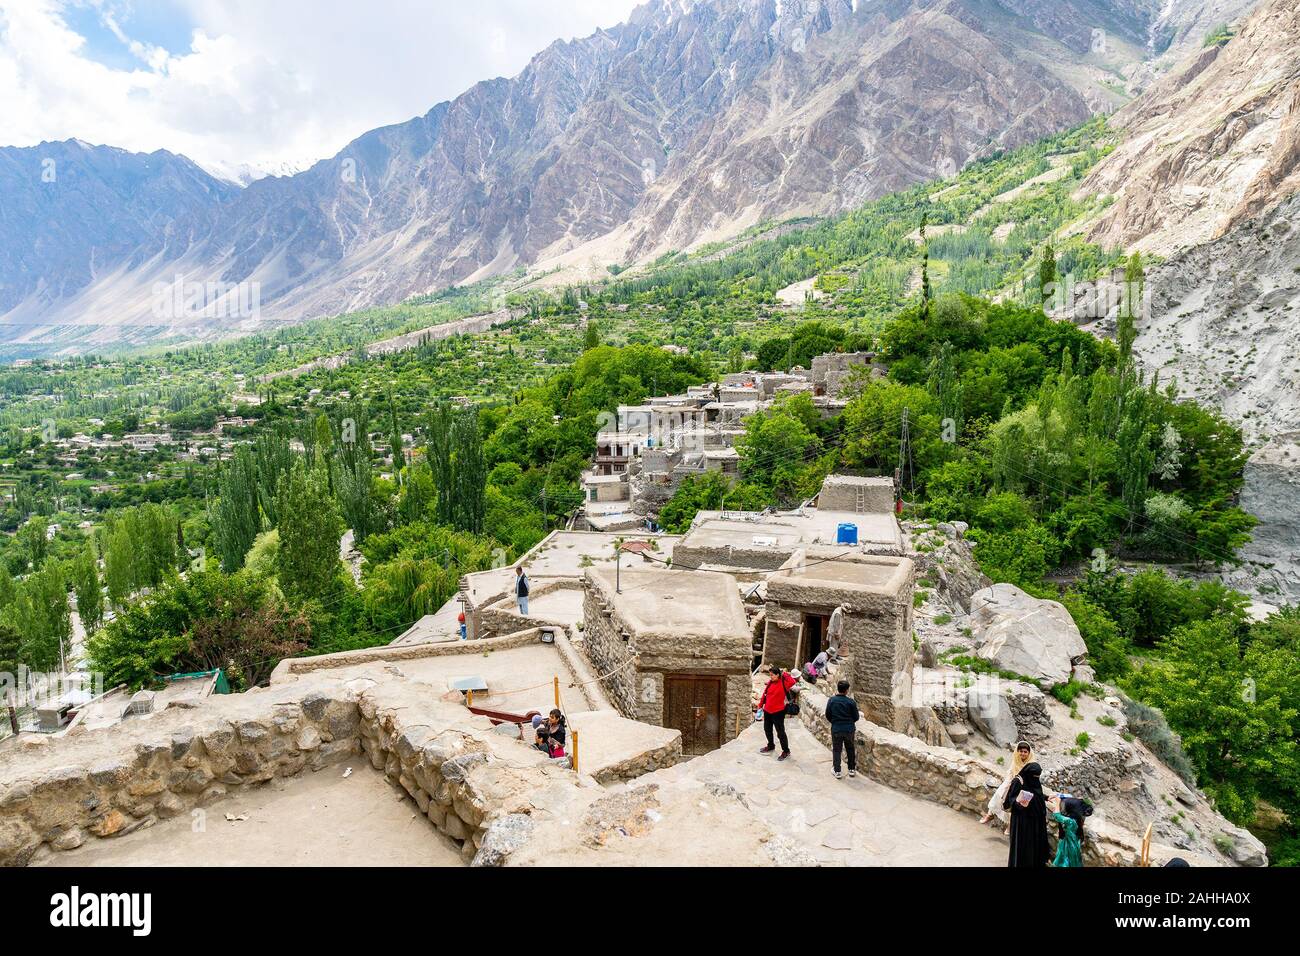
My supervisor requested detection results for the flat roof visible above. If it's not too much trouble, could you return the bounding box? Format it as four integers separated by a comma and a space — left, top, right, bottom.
462, 531, 680, 607
793, 559, 906, 589
587, 568, 749, 639
767, 556, 914, 601
685, 508, 902, 550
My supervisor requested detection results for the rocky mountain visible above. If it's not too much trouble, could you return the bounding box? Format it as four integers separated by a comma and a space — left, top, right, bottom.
0, 140, 235, 319
1080, 0, 1300, 256
1115, 183, 1300, 604
0, 0, 1265, 349
1147, 0, 1260, 60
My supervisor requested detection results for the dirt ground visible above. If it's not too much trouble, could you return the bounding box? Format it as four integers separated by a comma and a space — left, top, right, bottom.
34, 765, 464, 867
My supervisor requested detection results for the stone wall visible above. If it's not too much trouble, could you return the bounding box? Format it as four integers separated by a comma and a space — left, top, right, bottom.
0, 672, 588, 868
0, 681, 363, 865
794, 686, 1223, 867
673, 540, 797, 573
579, 585, 640, 721
269, 629, 542, 681
475, 582, 583, 640
761, 608, 802, 669
578, 571, 751, 745
764, 563, 914, 733
816, 474, 895, 513
796, 685, 1001, 816
354, 678, 574, 865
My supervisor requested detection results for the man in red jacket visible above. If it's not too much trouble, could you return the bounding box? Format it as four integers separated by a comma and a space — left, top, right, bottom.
757, 665, 796, 759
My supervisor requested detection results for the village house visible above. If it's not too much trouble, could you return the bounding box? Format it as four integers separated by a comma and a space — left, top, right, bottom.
578, 350, 888, 529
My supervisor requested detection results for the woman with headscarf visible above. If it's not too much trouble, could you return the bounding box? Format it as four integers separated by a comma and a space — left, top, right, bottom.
981, 740, 1033, 831
1003, 761, 1050, 867
1047, 793, 1084, 867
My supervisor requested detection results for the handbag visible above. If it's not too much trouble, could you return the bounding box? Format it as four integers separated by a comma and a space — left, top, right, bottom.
783, 681, 801, 717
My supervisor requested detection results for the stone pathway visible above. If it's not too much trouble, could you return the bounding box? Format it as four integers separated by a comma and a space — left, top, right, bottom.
645, 722, 1008, 866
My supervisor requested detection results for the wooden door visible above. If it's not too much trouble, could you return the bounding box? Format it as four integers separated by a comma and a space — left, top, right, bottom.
665, 675, 724, 755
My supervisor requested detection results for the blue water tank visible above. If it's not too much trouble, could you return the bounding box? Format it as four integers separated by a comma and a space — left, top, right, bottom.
836, 522, 858, 545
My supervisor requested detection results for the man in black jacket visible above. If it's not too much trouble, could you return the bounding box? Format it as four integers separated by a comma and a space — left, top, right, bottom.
825, 680, 860, 779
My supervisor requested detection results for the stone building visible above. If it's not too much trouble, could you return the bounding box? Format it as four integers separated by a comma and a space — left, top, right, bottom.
762, 555, 915, 732
815, 474, 896, 514
579, 567, 752, 754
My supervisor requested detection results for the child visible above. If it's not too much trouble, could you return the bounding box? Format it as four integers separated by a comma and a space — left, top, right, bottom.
1047, 793, 1084, 867
535, 708, 566, 758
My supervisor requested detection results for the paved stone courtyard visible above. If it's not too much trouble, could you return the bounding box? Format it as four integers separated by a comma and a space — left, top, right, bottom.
639, 722, 1007, 866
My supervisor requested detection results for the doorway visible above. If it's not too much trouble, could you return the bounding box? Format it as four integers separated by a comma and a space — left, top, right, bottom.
800, 612, 831, 666
664, 674, 724, 755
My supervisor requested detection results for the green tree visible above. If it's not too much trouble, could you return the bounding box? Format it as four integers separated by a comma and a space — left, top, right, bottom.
1128, 617, 1300, 822
70, 544, 104, 635
1038, 241, 1057, 306
1118, 252, 1143, 363
4, 562, 70, 670
275, 459, 345, 605
0, 566, 16, 612
736, 395, 824, 501
658, 472, 769, 534
210, 445, 262, 572
87, 567, 310, 690
16, 516, 48, 571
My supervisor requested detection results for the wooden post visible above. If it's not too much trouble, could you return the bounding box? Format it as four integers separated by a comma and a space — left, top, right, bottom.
5, 690, 17, 736
466, 689, 473, 707
553, 676, 560, 710
571, 728, 579, 775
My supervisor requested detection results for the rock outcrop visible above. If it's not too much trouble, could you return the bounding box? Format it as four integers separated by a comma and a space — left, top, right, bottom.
969, 584, 1089, 688
1230, 432, 1300, 602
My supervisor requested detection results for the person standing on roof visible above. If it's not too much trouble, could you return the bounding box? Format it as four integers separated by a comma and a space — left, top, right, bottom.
756, 665, 797, 760
515, 566, 530, 616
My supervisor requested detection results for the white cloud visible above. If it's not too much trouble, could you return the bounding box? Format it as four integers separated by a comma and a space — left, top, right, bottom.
0, 0, 641, 177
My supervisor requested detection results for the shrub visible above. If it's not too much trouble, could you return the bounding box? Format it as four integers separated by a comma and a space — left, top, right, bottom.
1121, 696, 1197, 786
1052, 680, 1085, 705
1060, 590, 1131, 680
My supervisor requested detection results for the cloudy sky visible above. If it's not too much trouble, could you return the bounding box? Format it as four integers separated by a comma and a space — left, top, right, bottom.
0, 0, 642, 179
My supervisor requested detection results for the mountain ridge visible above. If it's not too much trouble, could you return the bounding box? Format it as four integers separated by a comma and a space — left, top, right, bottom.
0, 0, 1268, 350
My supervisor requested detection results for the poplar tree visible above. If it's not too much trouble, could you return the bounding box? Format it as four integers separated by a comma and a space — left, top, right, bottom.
275, 459, 344, 605
210, 445, 261, 572
71, 544, 104, 635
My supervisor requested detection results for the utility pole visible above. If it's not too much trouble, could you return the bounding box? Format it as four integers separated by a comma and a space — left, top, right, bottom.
897, 407, 915, 503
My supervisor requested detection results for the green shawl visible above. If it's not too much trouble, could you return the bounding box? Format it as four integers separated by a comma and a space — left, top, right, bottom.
1051, 811, 1083, 867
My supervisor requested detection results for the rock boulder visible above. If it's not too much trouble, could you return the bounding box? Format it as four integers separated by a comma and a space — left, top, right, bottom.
970, 584, 1087, 688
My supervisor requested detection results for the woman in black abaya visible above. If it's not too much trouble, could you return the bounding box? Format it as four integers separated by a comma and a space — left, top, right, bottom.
1003, 761, 1050, 867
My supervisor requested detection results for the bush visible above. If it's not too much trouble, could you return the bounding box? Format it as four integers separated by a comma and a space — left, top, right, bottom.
87, 566, 311, 690
1052, 680, 1085, 705
1060, 590, 1131, 680
968, 521, 1060, 591
1121, 695, 1197, 786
